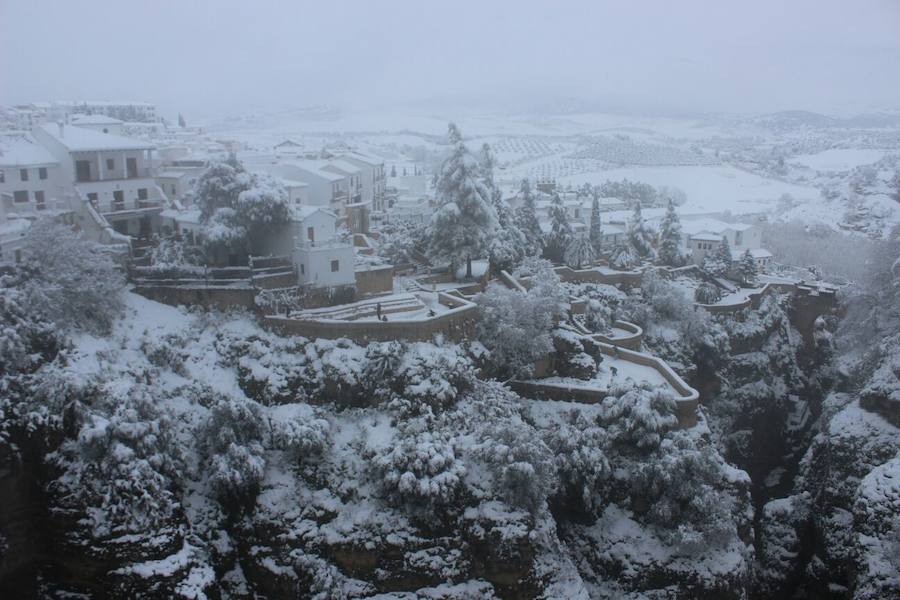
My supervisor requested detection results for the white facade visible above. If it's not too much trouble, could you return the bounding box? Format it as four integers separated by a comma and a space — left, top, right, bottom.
680, 217, 770, 272
70, 115, 125, 135
290, 206, 355, 287
0, 132, 69, 217
34, 123, 167, 237
339, 152, 386, 212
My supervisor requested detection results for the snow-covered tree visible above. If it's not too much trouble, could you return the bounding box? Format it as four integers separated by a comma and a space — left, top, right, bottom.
427, 124, 498, 278
481, 144, 527, 271
598, 382, 678, 450
50, 387, 184, 539
657, 200, 684, 266
543, 193, 572, 262
627, 201, 655, 259
564, 235, 595, 269
694, 282, 722, 304
737, 249, 758, 286
475, 422, 558, 514
542, 410, 610, 511
702, 236, 732, 277
178, 113, 186, 128
514, 179, 543, 257
199, 396, 267, 512
372, 429, 466, 511
19, 219, 125, 334
589, 195, 603, 254
194, 155, 253, 220
609, 242, 640, 270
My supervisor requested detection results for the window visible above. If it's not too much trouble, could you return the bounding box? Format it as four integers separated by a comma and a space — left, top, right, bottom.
35, 190, 45, 209
87, 192, 98, 204
331, 259, 339, 272
307, 226, 315, 243
19, 169, 28, 181
39, 167, 47, 180
113, 190, 124, 210
106, 158, 115, 170
13, 190, 28, 203
75, 160, 91, 182
300, 263, 305, 275
0, 170, 4, 183
734, 231, 743, 246
137, 188, 148, 200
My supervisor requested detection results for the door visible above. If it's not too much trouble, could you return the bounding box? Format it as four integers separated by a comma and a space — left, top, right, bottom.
75, 160, 91, 182
126, 158, 138, 178
113, 190, 125, 210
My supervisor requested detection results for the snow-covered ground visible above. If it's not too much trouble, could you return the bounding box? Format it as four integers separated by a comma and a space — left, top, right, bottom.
792, 149, 887, 172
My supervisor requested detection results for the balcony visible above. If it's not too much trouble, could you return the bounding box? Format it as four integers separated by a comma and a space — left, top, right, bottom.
75, 167, 154, 183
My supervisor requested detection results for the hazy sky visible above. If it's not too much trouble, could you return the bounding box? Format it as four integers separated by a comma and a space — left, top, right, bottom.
2, 0, 899, 119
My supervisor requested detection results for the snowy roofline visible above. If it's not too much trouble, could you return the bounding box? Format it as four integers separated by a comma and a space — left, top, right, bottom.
39, 123, 154, 152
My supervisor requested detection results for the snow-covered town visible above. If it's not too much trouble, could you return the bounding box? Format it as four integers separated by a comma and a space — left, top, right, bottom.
2, 2, 900, 599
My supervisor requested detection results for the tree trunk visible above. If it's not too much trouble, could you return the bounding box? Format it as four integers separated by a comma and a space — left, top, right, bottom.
466, 255, 472, 279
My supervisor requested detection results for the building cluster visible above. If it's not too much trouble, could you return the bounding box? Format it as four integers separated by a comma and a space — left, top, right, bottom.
679, 217, 773, 272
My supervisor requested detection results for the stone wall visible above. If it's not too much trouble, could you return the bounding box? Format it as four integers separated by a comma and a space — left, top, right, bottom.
355, 265, 394, 296
134, 284, 256, 310
512, 341, 700, 429
592, 320, 643, 351
264, 293, 477, 344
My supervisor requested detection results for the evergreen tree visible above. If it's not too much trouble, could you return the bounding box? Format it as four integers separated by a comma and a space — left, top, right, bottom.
480, 144, 526, 271
178, 113, 186, 128
627, 201, 655, 259
427, 123, 498, 278
657, 200, 684, 266
738, 249, 758, 286
702, 235, 732, 277
589, 194, 603, 254
543, 192, 572, 263
514, 179, 543, 257
564, 235, 596, 269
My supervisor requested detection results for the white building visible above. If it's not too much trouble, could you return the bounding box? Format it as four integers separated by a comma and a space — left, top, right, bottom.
680, 217, 771, 272
51, 100, 157, 123
339, 152, 386, 213
290, 206, 355, 287
70, 114, 125, 135
0, 132, 69, 217
34, 122, 169, 237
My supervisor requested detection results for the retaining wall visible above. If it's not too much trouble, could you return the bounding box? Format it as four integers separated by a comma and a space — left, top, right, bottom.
511, 341, 699, 429
264, 292, 477, 344
355, 265, 394, 296
134, 284, 256, 310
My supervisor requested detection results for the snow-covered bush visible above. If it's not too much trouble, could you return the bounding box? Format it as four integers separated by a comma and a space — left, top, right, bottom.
140, 331, 188, 376
631, 431, 744, 550
372, 429, 466, 511
269, 405, 331, 464
598, 382, 678, 450
475, 282, 561, 380
552, 328, 599, 380
19, 219, 125, 334
388, 343, 474, 416
0, 273, 62, 377
150, 236, 203, 267
583, 298, 614, 334
756, 493, 812, 596
542, 410, 610, 511
49, 387, 184, 539
199, 396, 267, 511
474, 422, 557, 514
376, 218, 428, 265
564, 235, 595, 269
361, 340, 406, 403
694, 282, 722, 304
609, 242, 639, 270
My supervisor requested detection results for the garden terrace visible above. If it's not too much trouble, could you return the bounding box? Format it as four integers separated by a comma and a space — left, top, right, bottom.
510, 342, 700, 428
264, 291, 477, 344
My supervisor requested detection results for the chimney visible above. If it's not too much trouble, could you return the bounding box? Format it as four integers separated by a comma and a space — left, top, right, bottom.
57, 121, 64, 138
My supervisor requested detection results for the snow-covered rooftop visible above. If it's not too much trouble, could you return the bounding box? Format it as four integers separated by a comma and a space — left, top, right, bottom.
0, 132, 59, 166
680, 217, 755, 235
39, 123, 154, 152
71, 114, 124, 125
160, 208, 202, 224
731, 247, 773, 260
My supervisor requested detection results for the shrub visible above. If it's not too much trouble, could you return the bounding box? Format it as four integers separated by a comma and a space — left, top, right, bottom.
542, 410, 610, 511
598, 382, 678, 450
199, 396, 267, 511
372, 429, 466, 511
694, 282, 722, 304
269, 405, 331, 463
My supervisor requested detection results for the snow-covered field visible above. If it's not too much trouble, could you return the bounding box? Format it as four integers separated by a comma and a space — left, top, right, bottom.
792, 148, 887, 172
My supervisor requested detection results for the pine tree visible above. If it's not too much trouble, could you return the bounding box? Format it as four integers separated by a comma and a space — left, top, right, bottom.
589, 194, 603, 254
480, 144, 526, 271
627, 201, 655, 259
738, 249, 758, 286
564, 235, 596, 269
427, 123, 498, 278
657, 200, 683, 266
702, 235, 732, 277
515, 179, 543, 257
543, 192, 572, 262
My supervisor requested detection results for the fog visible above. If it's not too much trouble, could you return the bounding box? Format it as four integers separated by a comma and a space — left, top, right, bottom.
2, 0, 899, 118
